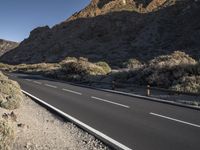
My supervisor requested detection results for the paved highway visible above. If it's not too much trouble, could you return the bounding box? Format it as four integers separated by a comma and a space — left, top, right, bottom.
6, 73, 200, 150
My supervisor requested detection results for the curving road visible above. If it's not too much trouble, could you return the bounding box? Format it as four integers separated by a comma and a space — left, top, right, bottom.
6, 72, 200, 150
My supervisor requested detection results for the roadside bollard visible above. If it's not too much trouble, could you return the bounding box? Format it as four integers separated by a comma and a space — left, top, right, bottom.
112, 81, 115, 90
146, 85, 151, 96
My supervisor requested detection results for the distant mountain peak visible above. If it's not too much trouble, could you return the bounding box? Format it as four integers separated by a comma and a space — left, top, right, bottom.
0, 39, 19, 56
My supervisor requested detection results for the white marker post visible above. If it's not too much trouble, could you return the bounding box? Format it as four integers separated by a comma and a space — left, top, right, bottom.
122, 0, 126, 5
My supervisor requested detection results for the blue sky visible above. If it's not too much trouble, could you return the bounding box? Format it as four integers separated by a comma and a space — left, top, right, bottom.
0, 0, 90, 42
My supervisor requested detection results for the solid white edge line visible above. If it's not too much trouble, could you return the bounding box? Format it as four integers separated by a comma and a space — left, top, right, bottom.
25, 79, 32, 82
21, 90, 132, 150
62, 88, 82, 95
150, 112, 200, 128
45, 84, 57, 88
91, 96, 130, 109
33, 81, 42, 85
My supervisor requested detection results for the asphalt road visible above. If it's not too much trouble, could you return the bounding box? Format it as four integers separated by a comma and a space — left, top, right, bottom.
6, 73, 200, 150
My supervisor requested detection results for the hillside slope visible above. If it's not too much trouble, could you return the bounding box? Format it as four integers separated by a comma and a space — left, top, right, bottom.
0, 39, 18, 56
1, 0, 200, 66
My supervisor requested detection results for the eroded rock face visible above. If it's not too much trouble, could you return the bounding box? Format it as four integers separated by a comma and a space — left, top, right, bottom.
0, 39, 18, 56
1, 0, 200, 66
67, 0, 176, 20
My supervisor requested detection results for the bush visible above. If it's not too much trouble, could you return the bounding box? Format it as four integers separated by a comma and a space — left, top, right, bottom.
0, 120, 14, 150
148, 51, 197, 69
0, 72, 23, 109
95, 61, 111, 74
60, 57, 77, 64
0, 57, 110, 83
136, 51, 198, 87
0, 63, 13, 72
61, 59, 107, 76
116, 51, 200, 91
123, 58, 144, 70
171, 76, 200, 93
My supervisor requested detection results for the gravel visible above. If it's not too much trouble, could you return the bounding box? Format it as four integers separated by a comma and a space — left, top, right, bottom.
0, 96, 110, 150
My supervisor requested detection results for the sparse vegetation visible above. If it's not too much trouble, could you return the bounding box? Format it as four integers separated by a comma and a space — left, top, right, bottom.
0, 72, 23, 109
50, 58, 111, 82
123, 58, 144, 70
112, 51, 200, 94
0, 57, 111, 82
148, 51, 197, 69
0, 120, 14, 150
1, 51, 200, 94
95, 61, 111, 74
171, 75, 200, 93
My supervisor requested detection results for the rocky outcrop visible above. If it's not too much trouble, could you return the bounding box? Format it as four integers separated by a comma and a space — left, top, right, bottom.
1, 0, 200, 66
0, 39, 18, 56
67, 0, 177, 20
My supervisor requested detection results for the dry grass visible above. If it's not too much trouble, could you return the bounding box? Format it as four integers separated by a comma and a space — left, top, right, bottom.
123, 58, 144, 70
113, 51, 200, 93
2, 51, 200, 93
0, 120, 14, 150
0, 57, 111, 82
0, 72, 23, 110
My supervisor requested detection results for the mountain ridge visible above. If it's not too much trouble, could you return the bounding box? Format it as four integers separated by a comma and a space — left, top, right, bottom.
0, 39, 18, 56
1, 0, 200, 66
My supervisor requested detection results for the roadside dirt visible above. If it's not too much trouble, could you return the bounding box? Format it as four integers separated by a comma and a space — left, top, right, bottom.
0, 96, 109, 150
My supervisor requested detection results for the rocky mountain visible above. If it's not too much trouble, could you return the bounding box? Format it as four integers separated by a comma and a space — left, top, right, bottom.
1, 0, 200, 67
0, 39, 18, 56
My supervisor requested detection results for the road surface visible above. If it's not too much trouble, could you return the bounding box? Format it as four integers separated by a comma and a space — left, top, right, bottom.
6, 73, 200, 150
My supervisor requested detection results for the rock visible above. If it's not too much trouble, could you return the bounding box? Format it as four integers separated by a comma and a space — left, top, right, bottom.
25, 142, 32, 149
1, 0, 200, 67
17, 123, 25, 128
10, 111, 17, 122
2, 113, 9, 120
0, 39, 18, 56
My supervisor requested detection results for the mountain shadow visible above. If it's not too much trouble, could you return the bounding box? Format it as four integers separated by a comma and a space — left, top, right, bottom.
1, 0, 200, 67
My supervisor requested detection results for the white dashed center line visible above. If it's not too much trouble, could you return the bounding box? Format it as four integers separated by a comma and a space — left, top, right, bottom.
91, 96, 130, 108
45, 84, 57, 88
150, 112, 200, 128
62, 88, 82, 95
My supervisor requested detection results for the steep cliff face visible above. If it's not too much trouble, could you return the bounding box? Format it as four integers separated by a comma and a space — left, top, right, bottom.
0, 39, 18, 56
1, 0, 200, 66
67, 0, 174, 21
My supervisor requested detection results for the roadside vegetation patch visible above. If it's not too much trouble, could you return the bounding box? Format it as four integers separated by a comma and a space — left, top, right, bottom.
123, 58, 144, 70
0, 57, 111, 82
0, 120, 14, 150
2, 51, 200, 94
0, 72, 23, 109
113, 51, 200, 93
